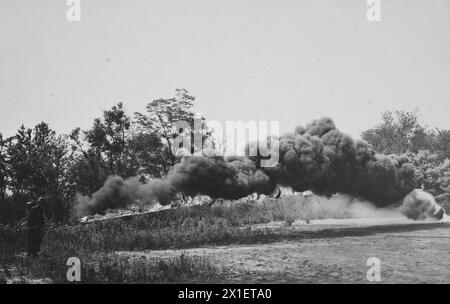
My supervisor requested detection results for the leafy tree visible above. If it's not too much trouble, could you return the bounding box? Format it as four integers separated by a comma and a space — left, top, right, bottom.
362, 110, 433, 154
41, 132, 75, 222
67, 103, 136, 196
84, 102, 132, 177
0, 133, 7, 198
127, 132, 167, 180
134, 89, 212, 176
6, 125, 34, 194
5, 123, 73, 222
410, 150, 450, 196
67, 127, 107, 194
363, 109, 450, 202
0, 90, 213, 224
434, 129, 450, 160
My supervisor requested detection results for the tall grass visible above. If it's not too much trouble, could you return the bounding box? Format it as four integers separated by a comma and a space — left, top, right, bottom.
0, 194, 355, 283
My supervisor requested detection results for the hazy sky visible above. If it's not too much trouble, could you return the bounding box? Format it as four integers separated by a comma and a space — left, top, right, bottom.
0, 0, 449, 138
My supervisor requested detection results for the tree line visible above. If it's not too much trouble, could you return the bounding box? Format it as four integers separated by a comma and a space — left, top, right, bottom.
0, 89, 211, 225
0, 92, 449, 225
361, 109, 450, 198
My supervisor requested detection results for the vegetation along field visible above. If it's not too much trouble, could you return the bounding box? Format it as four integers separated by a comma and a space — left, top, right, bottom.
1, 193, 450, 284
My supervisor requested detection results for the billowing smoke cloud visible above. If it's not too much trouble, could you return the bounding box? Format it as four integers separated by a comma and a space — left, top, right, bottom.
76, 117, 442, 219
168, 156, 276, 199
267, 117, 416, 208
399, 189, 444, 220
75, 157, 275, 217
75, 176, 173, 217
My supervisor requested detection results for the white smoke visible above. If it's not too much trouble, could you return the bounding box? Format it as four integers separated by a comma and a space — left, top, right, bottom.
399, 189, 445, 220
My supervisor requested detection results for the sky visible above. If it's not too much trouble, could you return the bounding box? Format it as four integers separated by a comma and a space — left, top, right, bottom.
0, 0, 449, 139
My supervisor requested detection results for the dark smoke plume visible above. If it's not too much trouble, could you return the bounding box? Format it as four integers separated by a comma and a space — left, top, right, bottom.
76, 176, 173, 217
76, 117, 420, 216
267, 117, 417, 207
168, 156, 276, 199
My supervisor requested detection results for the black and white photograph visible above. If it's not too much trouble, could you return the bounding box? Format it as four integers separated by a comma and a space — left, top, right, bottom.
0, 0, 450, 289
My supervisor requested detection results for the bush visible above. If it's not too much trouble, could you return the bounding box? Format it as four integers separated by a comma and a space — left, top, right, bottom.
436, 193, 450, 214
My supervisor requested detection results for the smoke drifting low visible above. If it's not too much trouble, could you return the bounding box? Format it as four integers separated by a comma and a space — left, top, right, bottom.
400, 189, 444, 220
76, 117, 440, 219
76, 157, 275, 217
168, 156, 276, 200
76, 176, 173, 217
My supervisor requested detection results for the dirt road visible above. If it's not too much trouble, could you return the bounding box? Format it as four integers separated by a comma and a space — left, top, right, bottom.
119, 218, 450, 283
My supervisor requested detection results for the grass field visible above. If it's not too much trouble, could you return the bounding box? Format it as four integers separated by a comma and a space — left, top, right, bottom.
0, 194, 447, 283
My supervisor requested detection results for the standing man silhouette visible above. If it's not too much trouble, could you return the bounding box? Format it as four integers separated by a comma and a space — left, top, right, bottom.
26, 198, 45, 257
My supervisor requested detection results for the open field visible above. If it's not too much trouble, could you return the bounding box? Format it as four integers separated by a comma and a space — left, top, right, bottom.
1, 196, 449, 284
119, 218, 450, 283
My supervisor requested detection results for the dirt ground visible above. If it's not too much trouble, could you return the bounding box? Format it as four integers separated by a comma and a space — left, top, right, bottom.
119, 217, 450, 283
